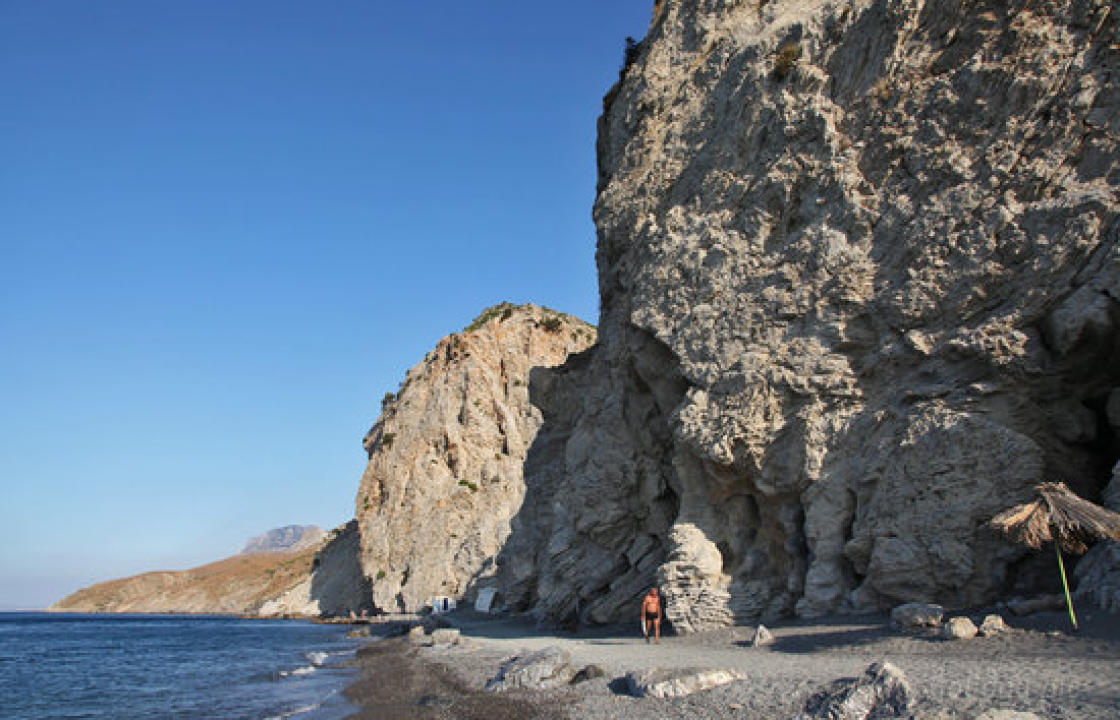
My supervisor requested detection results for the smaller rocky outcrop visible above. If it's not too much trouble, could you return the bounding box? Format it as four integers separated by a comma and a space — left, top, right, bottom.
356, 303, 596, 614
890, 603, 944, 629
798, 662, 914, 720
240, 525, 326, 555
485, 647, 574, 692
625, 667, 745, 699
942, 617, 979, 640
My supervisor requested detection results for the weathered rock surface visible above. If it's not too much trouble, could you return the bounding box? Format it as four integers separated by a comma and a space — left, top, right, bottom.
240, 525, 326, 555
355, 304, 595, 614
484, 646, 574, 692
494, 0, 1120, 630
891, 603, 944, 629
1006, 594, 1067, 616
1075, 539, 1120, 612
799, 661, 915, 719
942, 616, 979, 639
625, 667, 745, 699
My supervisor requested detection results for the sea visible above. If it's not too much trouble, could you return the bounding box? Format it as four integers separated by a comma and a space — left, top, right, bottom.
0, 613, 367, 719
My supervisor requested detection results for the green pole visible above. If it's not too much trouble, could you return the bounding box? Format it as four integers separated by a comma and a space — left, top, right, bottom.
1054, 541, 1078, 631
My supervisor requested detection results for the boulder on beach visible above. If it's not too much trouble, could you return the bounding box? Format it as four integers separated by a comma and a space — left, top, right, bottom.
798, 661, 914, 720
890, 602, 944, 629
942, 617, 979, 640
978, 614, 1009, 636
750, 624, 774, 647
569, 664, 606, 685
625, 667, 745, 699
430, 628, 460, 646
484, 646, 573, 692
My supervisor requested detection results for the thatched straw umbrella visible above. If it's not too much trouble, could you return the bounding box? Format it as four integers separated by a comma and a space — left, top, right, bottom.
989, 481, 1120, 629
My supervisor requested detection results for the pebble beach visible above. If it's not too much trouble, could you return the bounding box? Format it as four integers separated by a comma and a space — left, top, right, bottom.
343, 609, 1120, 719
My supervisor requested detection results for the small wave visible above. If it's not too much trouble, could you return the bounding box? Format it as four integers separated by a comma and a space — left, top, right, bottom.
279, 665, 316, 678
305, 651, 329, 666
263, 702, 321, 719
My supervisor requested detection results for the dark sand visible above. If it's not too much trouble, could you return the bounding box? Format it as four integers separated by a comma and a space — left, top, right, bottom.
343, 636, 564, 720
343, 609, 1120, 719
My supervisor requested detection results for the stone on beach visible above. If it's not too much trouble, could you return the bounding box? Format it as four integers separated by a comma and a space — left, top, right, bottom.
799, 661, 914, 720
407, 625, 426, 645
890, 602, 944, 629
430, 628, 461, 646
942, 617, 979, 640
624, 667, 745, 699
570, 664, 607, 685
978, 614, 1009, 636
750, 624, 774, 647
485, 646, 573, 692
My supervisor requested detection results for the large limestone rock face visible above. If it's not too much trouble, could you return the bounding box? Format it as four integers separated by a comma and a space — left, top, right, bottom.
355, 304, 596, 613
497, 0, 1120, 629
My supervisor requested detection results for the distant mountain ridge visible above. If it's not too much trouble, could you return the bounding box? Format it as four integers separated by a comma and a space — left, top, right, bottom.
240, 525, 327, 555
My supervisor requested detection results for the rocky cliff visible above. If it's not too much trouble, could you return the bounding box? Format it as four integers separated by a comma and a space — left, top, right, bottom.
354, 304, 596, 613
492, 0, 1120, 631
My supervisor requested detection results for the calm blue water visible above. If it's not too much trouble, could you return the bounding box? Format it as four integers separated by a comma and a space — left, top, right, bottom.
0, 613, 365, 720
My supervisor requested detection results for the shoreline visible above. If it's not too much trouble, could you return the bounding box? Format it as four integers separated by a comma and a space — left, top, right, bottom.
342, 608, 1120, 719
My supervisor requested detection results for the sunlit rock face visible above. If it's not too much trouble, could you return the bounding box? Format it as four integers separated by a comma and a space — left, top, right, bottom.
354, 304, 596, 613
495, 0, 1120, 630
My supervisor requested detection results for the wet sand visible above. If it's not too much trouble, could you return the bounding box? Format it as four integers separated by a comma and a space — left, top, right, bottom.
344, 608, 1120, 719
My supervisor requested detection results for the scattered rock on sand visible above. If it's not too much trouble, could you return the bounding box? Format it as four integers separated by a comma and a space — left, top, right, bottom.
569, 664, 606, 685
407, 625, 426, 645
485, 646, 573, 692
625, 667, 745, 699
751, 624, 774, 647
798, 661, 914, 720
978, 614, 1009, 636
890, 602, 944, 629
975, 710, 1044, 720
430, 628, 461, 646
942, 617, 978, 640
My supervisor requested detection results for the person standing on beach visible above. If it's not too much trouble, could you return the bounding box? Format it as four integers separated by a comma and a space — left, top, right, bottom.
641, 587, 662, 643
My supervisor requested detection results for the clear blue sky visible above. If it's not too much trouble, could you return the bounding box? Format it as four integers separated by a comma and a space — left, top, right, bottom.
0, 0, 653, 609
